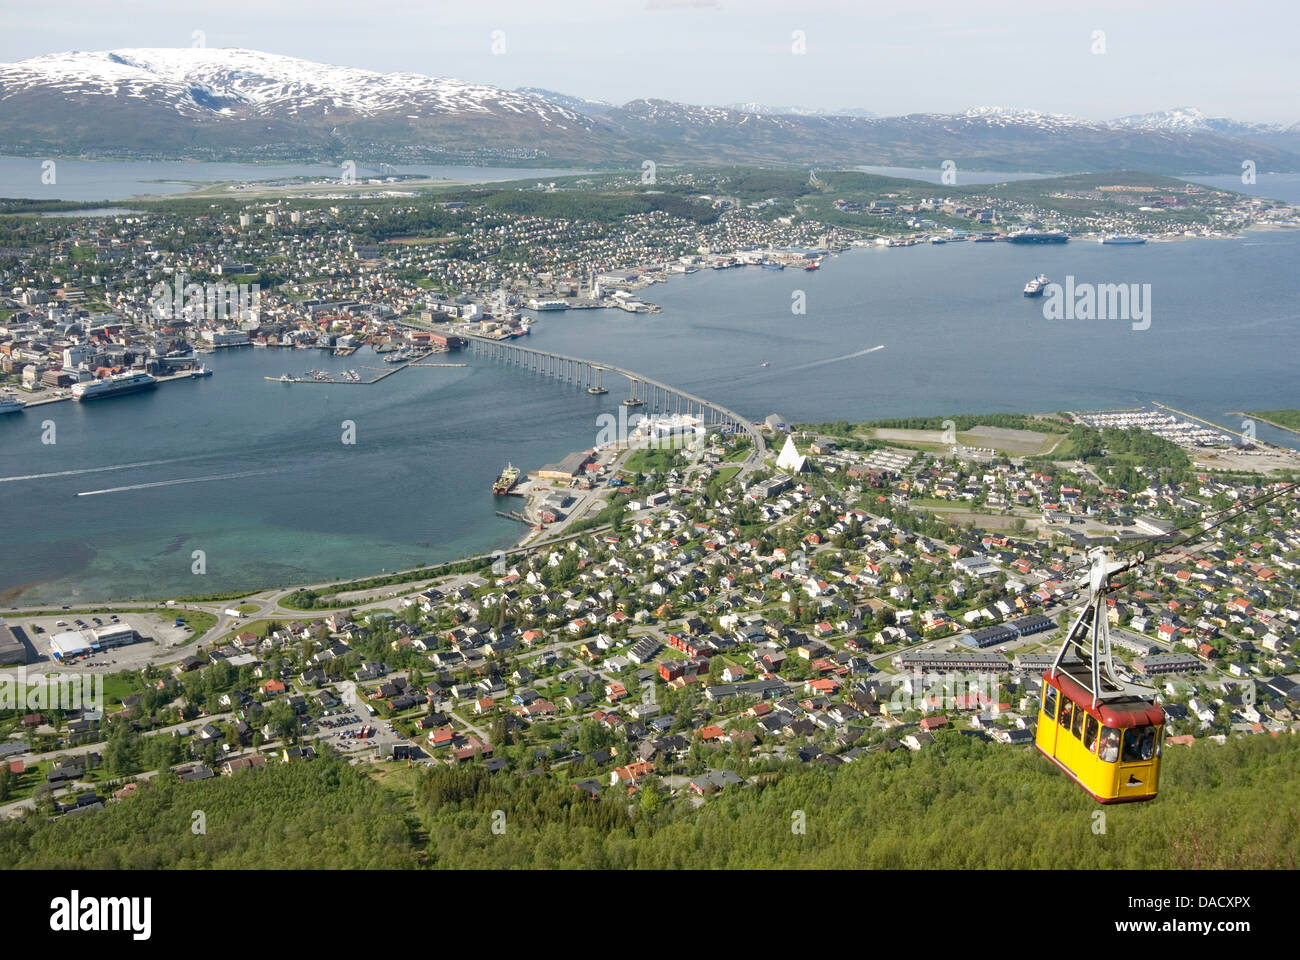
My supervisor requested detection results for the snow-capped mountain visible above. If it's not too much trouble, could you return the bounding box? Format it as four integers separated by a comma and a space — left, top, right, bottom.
1108, 106, 1300, 157
1, 48, 1297, 174
722, 102, 877, 118
961, 106, 1085, 126
0, 48, 608, 164
515, 87, 615, 116
0, 48, 590, 123
1109, 106, 1283, 136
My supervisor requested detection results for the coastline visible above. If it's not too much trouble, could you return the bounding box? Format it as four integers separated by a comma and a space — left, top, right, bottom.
4, 226, 1297, 606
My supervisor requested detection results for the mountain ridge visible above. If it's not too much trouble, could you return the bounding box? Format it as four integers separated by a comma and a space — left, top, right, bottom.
2, 48, 1297, 173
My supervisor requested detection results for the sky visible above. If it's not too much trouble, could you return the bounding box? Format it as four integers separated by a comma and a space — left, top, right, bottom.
2, 0, 1297, 123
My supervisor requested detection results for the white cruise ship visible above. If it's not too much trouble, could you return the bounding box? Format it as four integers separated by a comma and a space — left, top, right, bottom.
0, 394, 27, 414
71, 371, 158, 401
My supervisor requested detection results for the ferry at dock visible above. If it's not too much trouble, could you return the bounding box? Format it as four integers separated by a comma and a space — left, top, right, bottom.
71, 371, 157, 401
493, 463, 521, 495
1008, 231, 1068, 244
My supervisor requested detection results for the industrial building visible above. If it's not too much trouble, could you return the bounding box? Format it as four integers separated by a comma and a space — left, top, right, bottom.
535, 450, 592, 480
0, 617, 27, 665
48, 623, 141, 661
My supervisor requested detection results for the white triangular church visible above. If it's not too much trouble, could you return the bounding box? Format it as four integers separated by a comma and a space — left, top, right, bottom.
775, 435, 807, 473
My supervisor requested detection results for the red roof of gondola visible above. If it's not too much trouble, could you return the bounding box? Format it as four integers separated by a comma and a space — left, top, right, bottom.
1043, 669, 1165, 728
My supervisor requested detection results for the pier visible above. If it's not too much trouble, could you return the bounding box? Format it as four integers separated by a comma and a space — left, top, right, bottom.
11, 367, 211, 408
265, 354, 464, 385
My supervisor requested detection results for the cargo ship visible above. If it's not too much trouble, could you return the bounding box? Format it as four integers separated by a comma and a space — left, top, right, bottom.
1023, 274, 1050, 297
493, 463, 521, 495
1100, 235, 1147, 245
1008, 231, 1069, 244
71, 371, 157, 401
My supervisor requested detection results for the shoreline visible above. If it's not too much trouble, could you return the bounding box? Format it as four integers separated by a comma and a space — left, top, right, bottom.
5, 390, 1295, 610
3, 230, 1297, 607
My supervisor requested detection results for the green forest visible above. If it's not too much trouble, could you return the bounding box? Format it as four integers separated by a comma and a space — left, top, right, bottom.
0, 757, 416, 869
3, 733, 1296, 869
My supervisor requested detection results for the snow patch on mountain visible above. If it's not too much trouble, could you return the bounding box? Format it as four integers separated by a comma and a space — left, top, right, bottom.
0, 48, 591, 125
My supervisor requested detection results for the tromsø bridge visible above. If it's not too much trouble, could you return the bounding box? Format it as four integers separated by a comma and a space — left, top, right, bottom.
461, 334, 765, 454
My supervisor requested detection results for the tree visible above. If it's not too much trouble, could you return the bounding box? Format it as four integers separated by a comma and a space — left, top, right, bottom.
489, 715, 508, 749
103, 727, 143, 778
141, 734, 181, 774
577, 719, 609, 755
639, 776, 663, 816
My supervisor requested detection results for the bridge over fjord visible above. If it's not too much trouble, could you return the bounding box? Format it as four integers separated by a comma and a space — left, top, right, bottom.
461, 334, 766, 454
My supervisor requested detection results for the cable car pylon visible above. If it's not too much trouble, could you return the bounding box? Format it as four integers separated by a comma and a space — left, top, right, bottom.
1050, 547, 1152, 709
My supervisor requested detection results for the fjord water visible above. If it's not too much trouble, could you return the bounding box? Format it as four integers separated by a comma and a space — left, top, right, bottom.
1, 230, 1297, 603
0, 157, 586, 201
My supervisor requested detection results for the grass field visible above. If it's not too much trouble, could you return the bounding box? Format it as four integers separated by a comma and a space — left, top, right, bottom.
174, 610, 217, 641
714, 466, 741, 486
213, 618, 284, 646
863, 426, 1066, 456
1243, 410, 1300, 435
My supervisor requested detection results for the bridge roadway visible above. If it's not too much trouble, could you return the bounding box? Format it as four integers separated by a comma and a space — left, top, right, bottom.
461, 334, 767, 461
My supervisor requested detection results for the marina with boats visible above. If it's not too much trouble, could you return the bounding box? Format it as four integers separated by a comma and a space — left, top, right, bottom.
268, 356, 466, 385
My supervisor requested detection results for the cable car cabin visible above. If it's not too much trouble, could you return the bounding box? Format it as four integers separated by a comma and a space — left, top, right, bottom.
1035, 667, 1165, 803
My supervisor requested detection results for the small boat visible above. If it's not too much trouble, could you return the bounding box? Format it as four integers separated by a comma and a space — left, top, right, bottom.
1023, 274, 1050, 297
761, 361, 770, 367
190, 365, 213, 378
804, 260, 821, 271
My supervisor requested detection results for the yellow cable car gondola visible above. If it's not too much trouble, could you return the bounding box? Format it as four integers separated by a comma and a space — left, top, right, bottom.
1035, 548, 1165, 803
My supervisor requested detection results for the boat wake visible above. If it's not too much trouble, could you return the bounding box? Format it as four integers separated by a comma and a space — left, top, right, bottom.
787, 344, 886, 372
76, 470, 270, 497
0, 457, 197, 484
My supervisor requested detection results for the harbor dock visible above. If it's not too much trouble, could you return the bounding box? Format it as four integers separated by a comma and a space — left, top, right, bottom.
266, 354, 463, 385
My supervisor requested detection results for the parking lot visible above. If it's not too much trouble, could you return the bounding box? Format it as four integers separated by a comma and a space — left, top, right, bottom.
313, 709, 371, 750
10, 611, 195, 672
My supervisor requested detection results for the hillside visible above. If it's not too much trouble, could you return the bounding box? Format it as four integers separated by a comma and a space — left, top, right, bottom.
2, 734, 1295, 869
1, 48, 1297, 174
